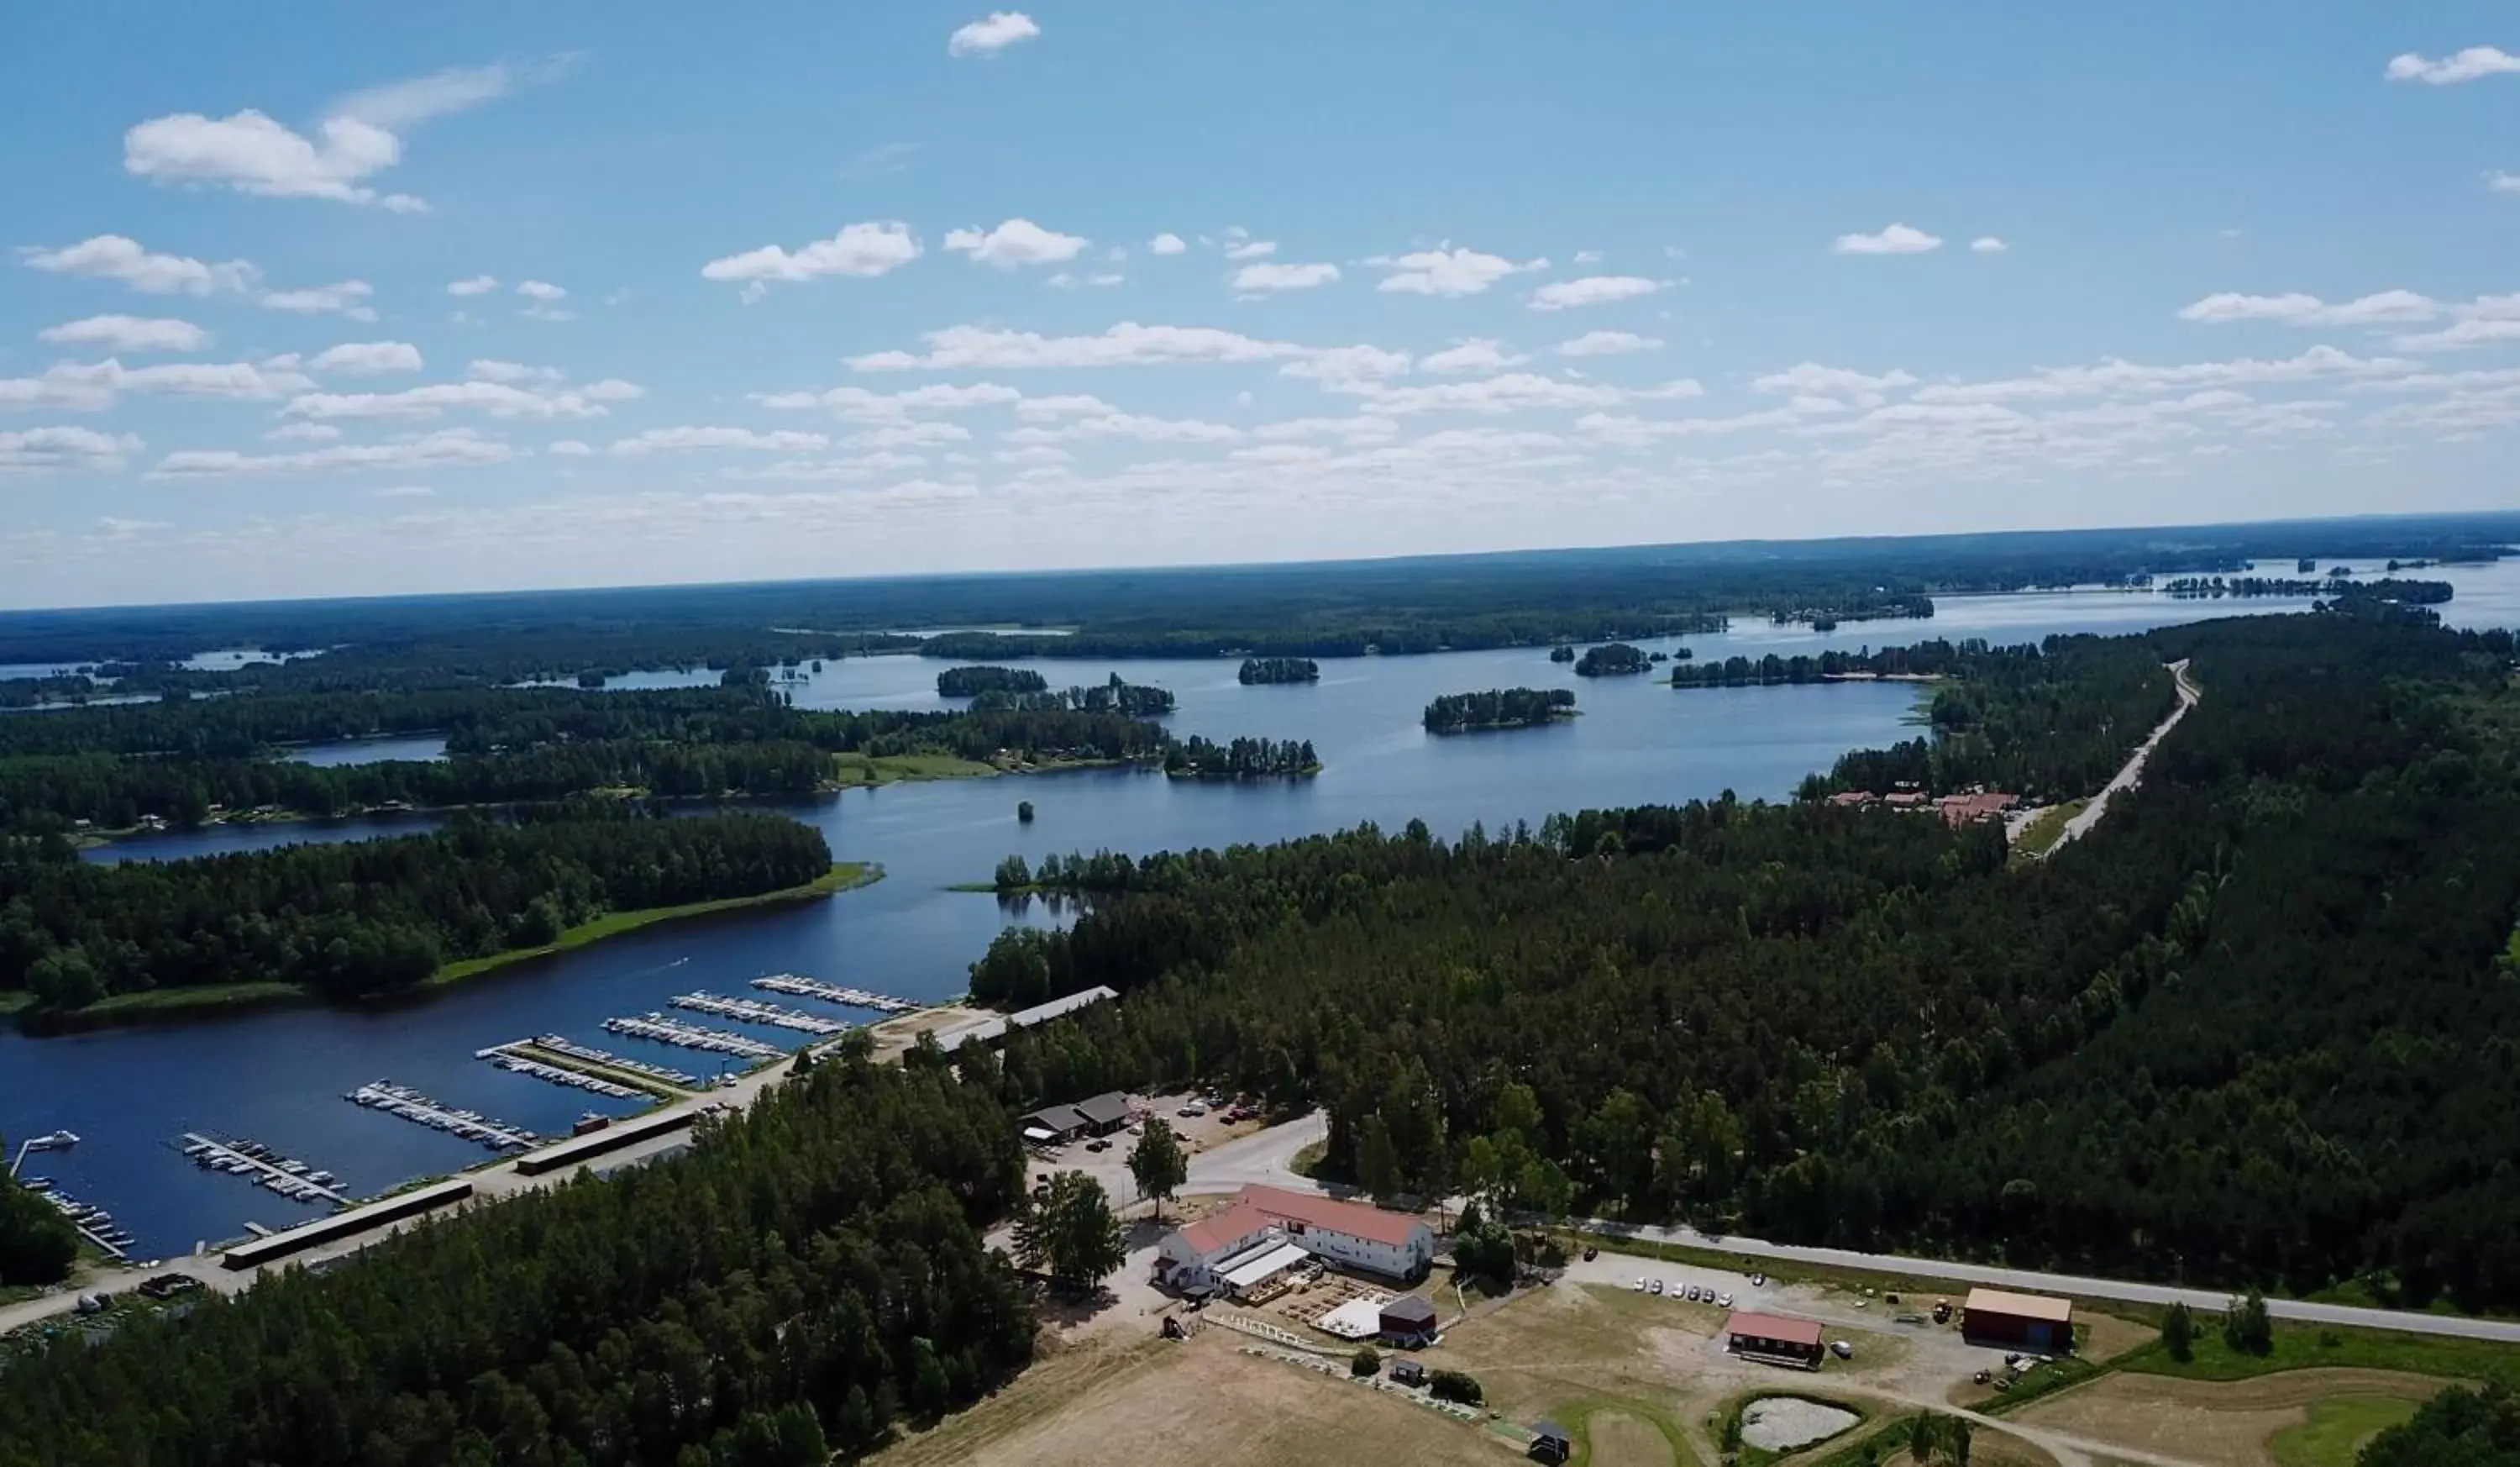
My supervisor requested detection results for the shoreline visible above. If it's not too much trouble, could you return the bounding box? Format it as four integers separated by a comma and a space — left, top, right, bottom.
13, 861, 885, 1038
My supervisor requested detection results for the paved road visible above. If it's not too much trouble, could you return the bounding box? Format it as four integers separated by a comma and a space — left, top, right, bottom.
2046, 658, 2198, 851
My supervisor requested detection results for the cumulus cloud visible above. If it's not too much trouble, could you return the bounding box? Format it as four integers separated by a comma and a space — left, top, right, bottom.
1527, 276, 1667, 311
1224, 239, 1278, 260
260, 280, 376, 320
265, 422, 342, 442
2176, 290, 2443, 327
309, 341, 423, 376
1148, 233, 1188, 256
1910, 344, 2407, 403
374, 484, 435, 498
611, 427, 832, 455
1371, 245, 1548, 297
1336, 372, 1632, 415
467, 359, 564, 386
1278, 345, 1413, 383
1421, 339, 1530, 374
0, 425, 142, 475
1833, 223, 1943, 255
548, 439, 595, 457
0, 358, 313, 412
1006, 413, 1242, 444
701, 222, 921, 299
1971, 236, 2008, 254
756, 381, 1026, 420
847, 321, 1311, 371
38, 315, 210, 354
1555, 330, 1662, 357
1233, 261, 1341, 292
516, 280, 567, 301
948, 11, 1038, 57
150, 427, 519, 478
19, 235, 256, 295
279, 377, 642, 422
447, 275, 500, 297
944, 218, 1089, 269
2385, 47, 2520, 85
121, 61, 529, 211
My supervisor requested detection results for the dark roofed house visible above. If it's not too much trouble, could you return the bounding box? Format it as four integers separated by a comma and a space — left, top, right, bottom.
1529, 1421, 1573, 1464
1725, 1308, 1826, 1368
1021, 1104, 1089, 1144
1072, 1091, 1135, 1135
1378, 1294, 1440, 1345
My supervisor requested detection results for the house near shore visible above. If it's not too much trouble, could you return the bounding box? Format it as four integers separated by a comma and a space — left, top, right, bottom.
1156, 1184, 1436, 1295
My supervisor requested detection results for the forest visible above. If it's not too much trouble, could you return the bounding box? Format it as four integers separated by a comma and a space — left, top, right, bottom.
2160, 576, 2454, 603
1422, 687, 1578, 734
0, 807, 834, 1012
1573, 643, 1656, 676
0, 1057, 1038, 1467
962, 612, 2520, 1309
1236, 657, 1320, 685
967, 673, 1175, 718
934, 665, 1047, 697
1161, 735, 1320, 779
1668, 639, 1987, 689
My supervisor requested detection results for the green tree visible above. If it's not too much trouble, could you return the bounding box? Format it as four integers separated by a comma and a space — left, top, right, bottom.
2222, 1290, 2273, 1356
2161, 1300, 2195, 1362
1351, 1345, 1379, 1376
1016, 1171, 1127, 1291
1355, 1115, 1403, 1200
1127, 1118, 1188, 1221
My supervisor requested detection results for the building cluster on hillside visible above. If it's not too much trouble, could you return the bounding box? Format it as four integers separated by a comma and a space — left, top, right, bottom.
1157, 1183, 1437, 1297
1827, 783, 2021, 827
1019, 1091, 1135, 1144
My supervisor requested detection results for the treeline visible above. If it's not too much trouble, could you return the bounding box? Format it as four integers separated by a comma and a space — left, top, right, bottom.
1670, 640, 1978, 689
1574, 643, 1656, 676
0, 807, 833, 1011
2163, 576, 2455, 604
0, 1152, 78, 1285
1237, 657, 1320, 685
937, 665, 1047, 697
1767, 592, 1937, 626
1162, 736, 1318, 779
1423, 688, 1576, 734
969, 674, 1174, 718
0, 1059, 1036, 1466
960, 614, 2520, 1309
916, 611, 1730, 662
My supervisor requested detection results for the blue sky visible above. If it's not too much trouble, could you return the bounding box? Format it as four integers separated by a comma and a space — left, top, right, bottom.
3, 3, 2517, 608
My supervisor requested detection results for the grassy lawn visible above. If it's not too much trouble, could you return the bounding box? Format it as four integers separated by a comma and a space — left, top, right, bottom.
75, 980, 307, 1019
830, 751, 998, 786
2269, 1396, 2420, 1467
2117, 1322, 2520, 1391
427, 861, 882, 989
2010, 799, 2087, 860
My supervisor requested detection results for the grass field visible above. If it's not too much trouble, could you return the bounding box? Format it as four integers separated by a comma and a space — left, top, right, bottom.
2268, 1396, 2419, 1467
2011, 799, 2087, 859
830, 751, 998, 786
2019, 1368, 2442, 1467
71, 979, 306, 1019
2116, 1319, 2520, 1392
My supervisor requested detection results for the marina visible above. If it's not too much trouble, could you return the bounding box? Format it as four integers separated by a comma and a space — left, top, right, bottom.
750, 974, 921, 1014
669, 990, 849, 1035
601, 1013, 784, 1061
525, 1034, 701, 1089
25, 1181, 132, 1259
176, 1133, 348, 1208
476, 1047, 647, 1101
347, 1081, 539, 1152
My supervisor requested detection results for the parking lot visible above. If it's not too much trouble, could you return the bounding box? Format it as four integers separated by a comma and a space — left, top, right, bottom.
1024, 1088, 1273, 1208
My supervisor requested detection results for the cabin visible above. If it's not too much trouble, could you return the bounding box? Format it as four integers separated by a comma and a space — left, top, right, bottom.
1378, 1294, 1440, 1346
1961, 1287, 2075, 1352
1724, 1308, 1826, 1368
1529, 1421, 1573, 1464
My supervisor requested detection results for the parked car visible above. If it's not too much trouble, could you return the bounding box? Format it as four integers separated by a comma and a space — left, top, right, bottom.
1390, 1361, 1427, 1387
1715, 1292, 1734, 1308
1749, 1273, 1767, 1287
1085, 1138, 1111, 1152
1831, 1340, 1855, 1359
1648, 1279, 1663, 1295
1178, 1104, 1207, 1117
1634, 1276, 1648, 1291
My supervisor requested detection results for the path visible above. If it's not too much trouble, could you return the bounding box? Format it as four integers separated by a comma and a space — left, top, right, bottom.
2039, 659, 2198, 854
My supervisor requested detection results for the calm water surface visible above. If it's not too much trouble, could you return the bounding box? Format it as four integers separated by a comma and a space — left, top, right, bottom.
9, 571, 2520, 1256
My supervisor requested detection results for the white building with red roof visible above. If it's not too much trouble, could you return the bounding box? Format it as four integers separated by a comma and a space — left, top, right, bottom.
1156, 1183, 1436, 1294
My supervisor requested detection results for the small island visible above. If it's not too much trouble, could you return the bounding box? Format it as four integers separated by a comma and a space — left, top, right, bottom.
1423, 686, 1577, 734
1163, 734, 1319, 779
1573, 643, 1653, 677
937, 665, 1050, 697
1237, 656, 1320, 685
971, 672, 1175, 717
1548, 644, 1576, 663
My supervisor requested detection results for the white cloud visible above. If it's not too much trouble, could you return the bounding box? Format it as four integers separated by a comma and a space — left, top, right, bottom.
150, 427, 518, 478
944, 218, 1089, 269
261, 280, 376, 320
1912, 344, 2408, 403
310, 341, 423, 376
848, 321, 1310, 371
0, 426, 141, 475
1047, 271, 1125, 289
447, 275, 500, 297
19, 235, 256, 296
2177, 290, 2441, 326
2385, 47, 2520, 85
1833, 223, 1943, 255
1555, 330, 1662, 357
1572, 250, 1605, 265
611, 427, 831, 455
948, 11, 1039, 57
1421, 339, 1530, 374
759, 381, 1025, 420
848, 422, 971, 449
548, 439, 594, 457
1006, 413, 1241, 444
280, 378, 641, 422
1527, 276, 1667, 311
2394, 318, 2520, 351
1234, 261, 1341, 292
120, 63, 523, 212
374, 484, 435, 499
1252, 415, 1401, 443
0, 358, 313, 411
38, 315, 210, 354
1224, 239, 1278, 260
1278, 344, 1413, 382
265, 422, 341, 442
1148, 233, 1188, 256
467, 359, 564, 386
1971, 236, 2008, 254
1372, 246, 1548, 297
515, 280, 567, 301
701, 222, 921, 298
1339, 371, 1631, 415
1751, 363, 1919, 405
996, 444, 1069, 465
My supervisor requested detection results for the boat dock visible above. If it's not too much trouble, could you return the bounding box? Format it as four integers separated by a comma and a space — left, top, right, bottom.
476, 1049, 644, 1100
669, 990, 848, 1035
602, 1013, 783, 1060
178, 1133, 349, 1208
347, 1081, 539, 1152
526, 1034, 700, 1089
25, 1182, 131, 1259
752, 974, 921, 1013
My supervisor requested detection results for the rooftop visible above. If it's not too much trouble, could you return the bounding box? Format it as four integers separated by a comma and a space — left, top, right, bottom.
1724, 1309, 1826, 1347
1380, 1294, 1438, 1325
1965, 1287, 2074, 1323
1237, 1183, 1428, 1249
1176, 1202, 1275, 1257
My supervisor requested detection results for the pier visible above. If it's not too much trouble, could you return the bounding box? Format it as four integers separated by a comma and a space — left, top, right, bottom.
178, 1133, 349, 1208
601, 1013, 783, 1061
752, 974, 921, 1013
477, 1049, 644, 1100
669, 990, 849, 1035
347, 1081, 539, 1152
526, 1034, 700, 1089
26, 1183, 131, 1260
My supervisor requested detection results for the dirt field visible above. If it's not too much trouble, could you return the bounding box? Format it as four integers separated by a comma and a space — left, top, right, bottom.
876, 1333, 1504, 1467
2014, 1368, 2447, 1467
1583, 1410, 1676, 1466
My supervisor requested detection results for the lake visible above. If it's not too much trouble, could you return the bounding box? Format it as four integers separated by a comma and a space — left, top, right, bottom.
8, 569, 2520, 1258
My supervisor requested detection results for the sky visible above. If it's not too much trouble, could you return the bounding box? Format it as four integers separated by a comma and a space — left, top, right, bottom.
3, 3, 2517, 610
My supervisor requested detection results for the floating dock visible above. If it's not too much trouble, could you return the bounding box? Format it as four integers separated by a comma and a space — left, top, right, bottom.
669, 990, 848, 1035
602, 1013, 783, 1060
751, 974, 921, 1014
522, 1034, 699, 1089
475, 1047, 644, 1100
29, 1183, 132, 1259
179, 1133, 348, 1208
347, 1081, 538, 1152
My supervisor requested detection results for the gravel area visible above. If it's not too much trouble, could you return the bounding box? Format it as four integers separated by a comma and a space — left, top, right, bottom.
1740, 1396, 1860, 1453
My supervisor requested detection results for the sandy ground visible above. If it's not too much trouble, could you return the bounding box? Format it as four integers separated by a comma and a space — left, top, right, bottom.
2015, 1369, 2449, 1467
1740, 1396, 1861, 1453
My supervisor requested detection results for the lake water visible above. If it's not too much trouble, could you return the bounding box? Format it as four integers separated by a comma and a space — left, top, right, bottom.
282, 735, 449, 767
8, 567, 2520, 1258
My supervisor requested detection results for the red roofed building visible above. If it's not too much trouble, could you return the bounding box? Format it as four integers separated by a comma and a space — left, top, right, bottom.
1156, 1184, 1436, 1293
1725, 1308, 1826, 1368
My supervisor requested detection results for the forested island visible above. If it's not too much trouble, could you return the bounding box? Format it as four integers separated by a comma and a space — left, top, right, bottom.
969, 610, 2520, 1311
1236, 656, 1320, 685
1669, 639, 1977, 689
2161, 575, 2454, 604
1422, 687, 1578, 734
937, 665, 1049, 697
968, 672, 1174, 717
1161, 735, 1320, 779
1573, 643, 1655, 676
